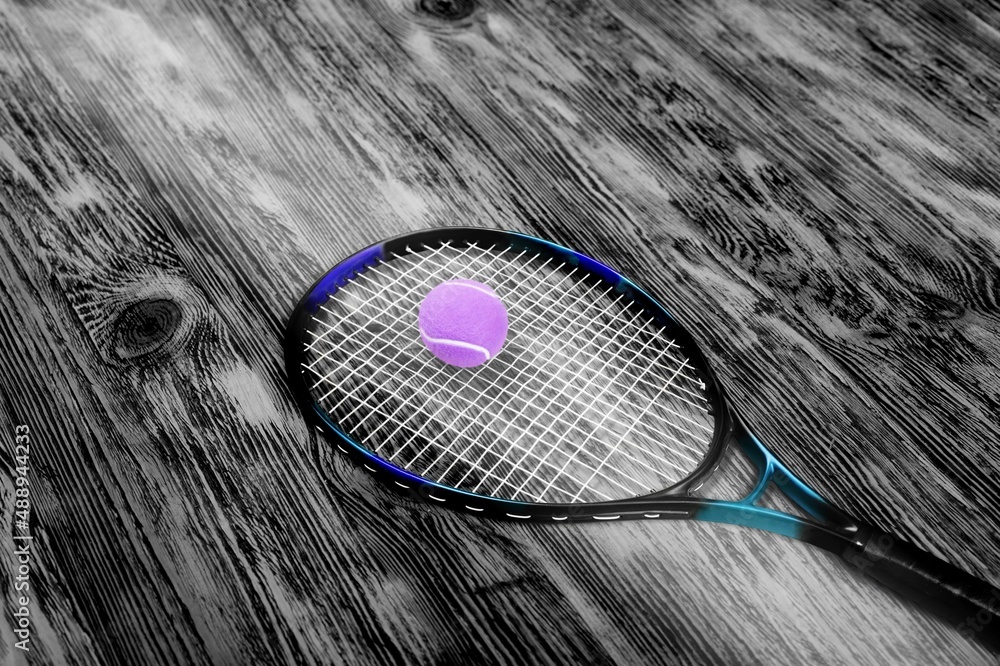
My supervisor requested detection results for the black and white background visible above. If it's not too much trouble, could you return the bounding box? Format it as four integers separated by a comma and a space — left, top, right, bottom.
1, 0, 999, 664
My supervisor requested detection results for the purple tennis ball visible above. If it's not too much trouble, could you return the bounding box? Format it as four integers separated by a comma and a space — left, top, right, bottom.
418, 279, 509, 368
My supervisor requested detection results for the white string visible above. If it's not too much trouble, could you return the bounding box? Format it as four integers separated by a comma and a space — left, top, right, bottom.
300, 362, 594, 501
353, 264, 697, 493
470, 305, 649, 496
429, 299, 695, 496
313, 271, 710, 455
395, 282, 673, 496
343, 253, 557, 431
305, 242, 454, 352
569, 354, 692, 502
302, 243, 716, 503
537, 330, 686, 502
405, 270, 707, 476
374, 255, 702, 495
312, 243, 491, 365
306, 321, 657, 500
483, 308, 658, 500
389, 265, 584, 462
320, 245, 710, 410
306, 243, 496, 379
313, 247, 710, 423
310, 245, 518, 399
512, 327, 688, 502
330, 252, 564, 444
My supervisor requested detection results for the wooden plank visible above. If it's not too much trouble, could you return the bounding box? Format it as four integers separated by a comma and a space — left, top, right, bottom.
0, 0, 997, 663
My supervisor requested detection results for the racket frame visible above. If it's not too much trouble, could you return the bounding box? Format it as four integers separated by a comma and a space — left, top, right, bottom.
284, 227, 863, 553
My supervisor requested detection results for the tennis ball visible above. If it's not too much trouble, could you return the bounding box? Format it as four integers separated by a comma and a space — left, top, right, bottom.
418, 279, 509, 368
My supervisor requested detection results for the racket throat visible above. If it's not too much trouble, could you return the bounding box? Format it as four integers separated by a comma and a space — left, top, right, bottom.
734, 429, 860, 533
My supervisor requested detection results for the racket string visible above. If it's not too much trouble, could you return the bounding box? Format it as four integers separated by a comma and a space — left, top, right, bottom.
307, 246, 608, 498
308, 255, 642, 499
315, 241, 710, 412
483, 310, 662, 500
312, 249, 704, 498
315, 259, 710, 451
307, 243, 506, 385
464, 286, 682, 498
319, 245, 522, 407
321, 247, 562, 435
311, 281, 693, 496
305, 241, 457, 353
569, 346, 693, 502
453, 299, 654, 498
302, 244, 716, 503
303, 359, 589, 501
306, 312, 665, 502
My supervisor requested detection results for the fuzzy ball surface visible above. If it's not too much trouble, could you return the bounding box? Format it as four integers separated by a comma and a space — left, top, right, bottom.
418, 279, 509, 368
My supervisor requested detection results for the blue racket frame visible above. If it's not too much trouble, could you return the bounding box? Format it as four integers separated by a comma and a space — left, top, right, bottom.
285, 227, 1000, 650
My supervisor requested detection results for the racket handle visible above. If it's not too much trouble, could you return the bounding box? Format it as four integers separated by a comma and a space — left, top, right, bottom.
844, 527, 1000, 651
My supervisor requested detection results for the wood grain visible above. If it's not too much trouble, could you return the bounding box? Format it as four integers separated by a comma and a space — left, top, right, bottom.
1, 0, 998, 664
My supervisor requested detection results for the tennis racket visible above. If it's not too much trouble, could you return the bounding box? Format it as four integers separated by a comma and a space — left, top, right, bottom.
284, 227, 999, 650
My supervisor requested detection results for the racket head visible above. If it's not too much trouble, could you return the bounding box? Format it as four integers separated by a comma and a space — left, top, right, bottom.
285, 227, 733, 521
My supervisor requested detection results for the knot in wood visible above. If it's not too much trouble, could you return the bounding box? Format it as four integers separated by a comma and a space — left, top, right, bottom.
112, 298, 183, 364
418, 0, 475, 21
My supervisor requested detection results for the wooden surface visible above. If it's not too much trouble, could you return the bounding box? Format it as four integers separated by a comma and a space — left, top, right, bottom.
1, 0, 999, 664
